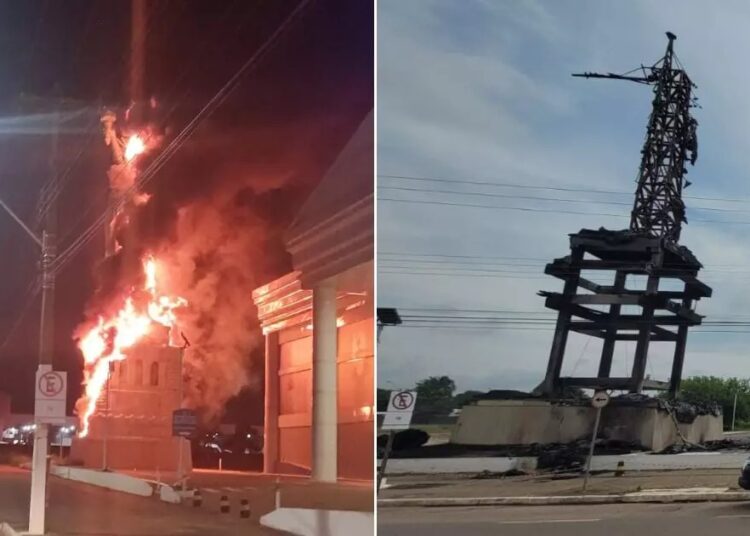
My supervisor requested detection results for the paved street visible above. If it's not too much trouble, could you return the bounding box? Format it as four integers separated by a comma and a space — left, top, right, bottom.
0, 465, 281, 535
379, 502, 750, 535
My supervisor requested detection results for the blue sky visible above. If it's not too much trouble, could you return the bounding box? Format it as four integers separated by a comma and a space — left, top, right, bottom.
377, 0, 750, 393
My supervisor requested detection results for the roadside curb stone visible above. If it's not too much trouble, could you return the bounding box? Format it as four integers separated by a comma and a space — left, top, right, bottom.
0, 522, 20, 536
378, 491, 750, 507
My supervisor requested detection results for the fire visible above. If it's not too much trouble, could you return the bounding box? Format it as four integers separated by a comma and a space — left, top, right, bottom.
77, 256, 186, 437
124, 134, 146, 162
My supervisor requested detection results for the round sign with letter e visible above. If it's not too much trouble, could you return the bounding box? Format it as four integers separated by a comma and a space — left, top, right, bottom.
592, 390, 610, 408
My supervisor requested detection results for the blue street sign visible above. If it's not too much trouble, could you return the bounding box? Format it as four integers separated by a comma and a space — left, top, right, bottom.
172, 409, 198, 438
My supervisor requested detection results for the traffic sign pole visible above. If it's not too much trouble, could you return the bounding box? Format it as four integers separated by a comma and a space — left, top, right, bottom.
378, 390, 418, 494
377, 430, 395, 494
583, 390, 609, 492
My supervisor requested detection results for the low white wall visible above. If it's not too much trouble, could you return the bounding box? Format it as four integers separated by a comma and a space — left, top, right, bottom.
452, 401, 592, 445
51, 466, 153, 497
260, 508, 373, 536
590, 452, 748, 471
385, 457, 537, 474
452, 400, 723, 451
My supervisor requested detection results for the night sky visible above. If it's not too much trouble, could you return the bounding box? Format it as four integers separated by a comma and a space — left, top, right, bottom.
0, 0, 373, 421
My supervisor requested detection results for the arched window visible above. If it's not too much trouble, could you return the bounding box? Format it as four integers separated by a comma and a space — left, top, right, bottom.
134, 359, 143, 386
119, 361, 127, 385
150, 361, 159, 387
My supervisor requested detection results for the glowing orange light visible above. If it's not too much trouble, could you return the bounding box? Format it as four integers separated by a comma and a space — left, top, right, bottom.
124, 134, 146, 162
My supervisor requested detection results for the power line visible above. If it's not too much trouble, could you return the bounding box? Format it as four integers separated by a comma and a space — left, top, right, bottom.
0, 280, 40, 357
378, 196, 750, 226
378, 196, 628, 219
379, 174, 750, 205
380, 258, 750, 275
378, 184, 750, 215
380, 251, 750, 271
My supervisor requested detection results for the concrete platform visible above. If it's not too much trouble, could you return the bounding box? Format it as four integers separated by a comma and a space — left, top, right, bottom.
453, 399, 722, 451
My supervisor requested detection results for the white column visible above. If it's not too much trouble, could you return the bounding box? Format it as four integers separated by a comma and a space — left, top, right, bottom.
28, 423, 48, 534
264, 331, 280, 474
311, 279, 337, 482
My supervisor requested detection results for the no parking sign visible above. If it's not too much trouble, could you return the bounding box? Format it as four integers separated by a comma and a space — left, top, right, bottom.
34, 365, 67, 425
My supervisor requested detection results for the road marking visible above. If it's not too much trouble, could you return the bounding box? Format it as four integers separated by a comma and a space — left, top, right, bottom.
202, 487, 219, 493
716, 514, 750, 519
497, 519, 600, 525
224, 487, 243, 492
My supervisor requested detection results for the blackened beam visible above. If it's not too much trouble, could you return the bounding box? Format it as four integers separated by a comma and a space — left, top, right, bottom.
569, 316, 700, 327
572, 294, 641, 305
559, 377, 670, 390
549, 260, 697, 277
540, 293, 606, 321
545, 267, 710, 299
677, 275, 713, 298
662, 300, 702, 322
572, 327, 678, 342
576, 277, 608, 294
544, 292, 702, 323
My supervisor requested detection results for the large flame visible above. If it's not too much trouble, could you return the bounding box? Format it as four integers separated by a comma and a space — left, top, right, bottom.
77, 256, 186, 437
124, 134, 146, 162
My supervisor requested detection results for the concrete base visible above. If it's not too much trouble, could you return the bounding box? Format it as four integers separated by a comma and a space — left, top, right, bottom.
69, 436, 191, 473
260, 508, 373, 535
50, 465, 153, 496
452, 399, 722, 451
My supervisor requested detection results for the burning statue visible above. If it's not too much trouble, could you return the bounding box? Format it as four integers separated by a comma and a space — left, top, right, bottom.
70, 107, 190, 471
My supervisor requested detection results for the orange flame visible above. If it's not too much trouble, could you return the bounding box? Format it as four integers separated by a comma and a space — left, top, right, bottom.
77, 256, 186, 437
124, 134, 146, 162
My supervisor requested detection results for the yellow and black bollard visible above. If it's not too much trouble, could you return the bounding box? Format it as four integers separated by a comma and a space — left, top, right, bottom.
220, 494, 230, 514
240, 498, 250, 519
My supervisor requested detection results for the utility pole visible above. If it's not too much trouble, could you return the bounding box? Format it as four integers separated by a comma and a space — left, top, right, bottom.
27, 102, 59, 535
0, 198, 45, 533
0, 104, 61, 535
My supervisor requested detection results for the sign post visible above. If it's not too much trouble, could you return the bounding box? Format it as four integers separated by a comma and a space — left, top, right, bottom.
30, 365, 67, 534
378, 390, 417, 493
172, 408, 197, 484
583, 390, 609, 492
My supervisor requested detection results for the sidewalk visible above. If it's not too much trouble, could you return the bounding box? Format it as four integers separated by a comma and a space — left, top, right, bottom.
379, 469, 750, 507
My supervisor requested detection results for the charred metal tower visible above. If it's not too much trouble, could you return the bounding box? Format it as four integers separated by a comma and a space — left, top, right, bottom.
537, 33, 711, 397
575, 32, 698, 241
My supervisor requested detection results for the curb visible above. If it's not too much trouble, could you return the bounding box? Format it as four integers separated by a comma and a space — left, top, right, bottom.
378, 491, 750, 507
0, 522, 19, 536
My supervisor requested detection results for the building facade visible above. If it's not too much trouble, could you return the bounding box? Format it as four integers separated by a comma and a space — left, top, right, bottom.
252, 111, 374, 482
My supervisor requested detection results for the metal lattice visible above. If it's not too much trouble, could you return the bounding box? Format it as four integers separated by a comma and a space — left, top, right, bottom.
574, 32, 698, 243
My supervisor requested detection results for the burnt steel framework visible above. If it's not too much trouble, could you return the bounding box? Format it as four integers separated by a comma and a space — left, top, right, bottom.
538, 34, 710, 397
537, 229, 711, 396
573, 32, 698, 243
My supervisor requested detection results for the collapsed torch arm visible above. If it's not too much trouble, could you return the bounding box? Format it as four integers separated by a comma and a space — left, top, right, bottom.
100, 110, 125, 165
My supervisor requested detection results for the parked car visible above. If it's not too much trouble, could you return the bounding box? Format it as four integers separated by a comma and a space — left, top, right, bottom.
739, 457, 750, 490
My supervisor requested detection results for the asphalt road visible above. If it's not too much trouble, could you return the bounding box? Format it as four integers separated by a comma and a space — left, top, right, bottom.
0, 465, 281, 535
378, 502, 750, 536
